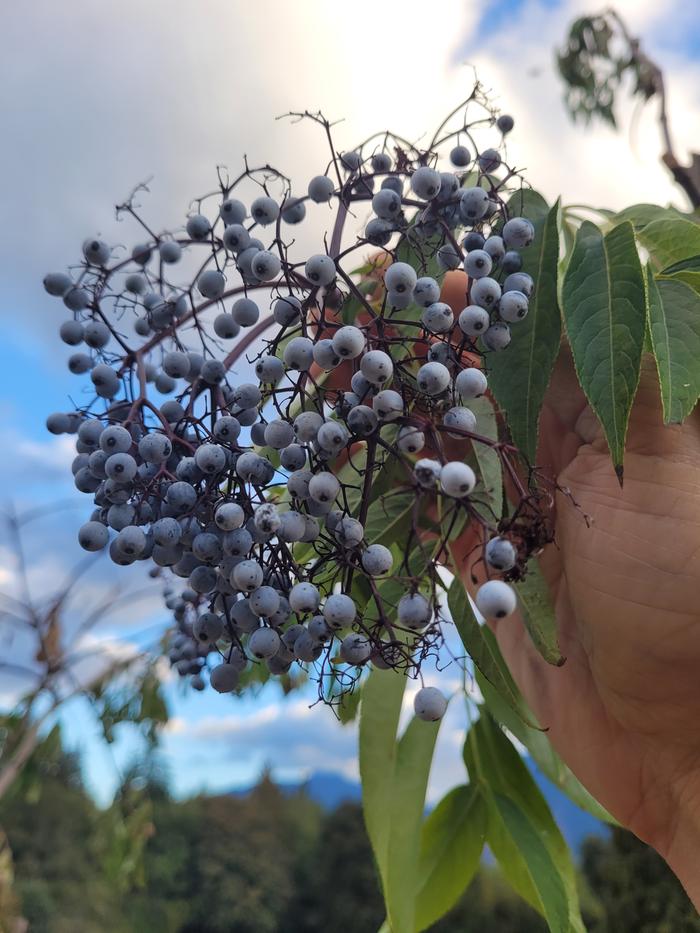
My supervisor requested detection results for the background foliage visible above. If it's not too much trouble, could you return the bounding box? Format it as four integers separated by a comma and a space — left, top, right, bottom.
0, 727, 697, 933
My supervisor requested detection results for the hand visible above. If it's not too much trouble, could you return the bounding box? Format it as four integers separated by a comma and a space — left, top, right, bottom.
443, 271, 700, 904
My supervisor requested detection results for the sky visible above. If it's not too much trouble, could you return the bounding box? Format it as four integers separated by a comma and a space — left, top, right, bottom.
1, 0, 699, 807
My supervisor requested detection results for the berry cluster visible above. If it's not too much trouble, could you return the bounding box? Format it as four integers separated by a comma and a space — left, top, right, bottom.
45, 92, 550, 719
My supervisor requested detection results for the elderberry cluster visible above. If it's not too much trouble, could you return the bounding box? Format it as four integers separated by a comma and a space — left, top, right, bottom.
44, 93, 547, 718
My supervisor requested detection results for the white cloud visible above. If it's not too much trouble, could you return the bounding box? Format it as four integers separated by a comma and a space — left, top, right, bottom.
50, 630, 149, 697
165, 674, 472, 804
456, 0, 700, 211
15, 434, 75, 472
1, 0, 479, 348
0, 431, 78, 499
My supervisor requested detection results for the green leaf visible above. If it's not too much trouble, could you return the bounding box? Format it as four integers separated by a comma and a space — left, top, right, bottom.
359, 666, 407, 886
350, 573, 373, 617
515, 563, 564, 666
439, 501, 469, 543
364, 490, 415, 548
341, 278, 377, 324
469, 394, 503, 521
611, 203, 688, 230
639, 218, 700, 271
506, 188, 549, 223
489, 193, 561, 463
665, 269, 700, 292
466, 738, 539, 910
336, 684, 362, 724
446, 577, 536, 727
646, 270, 700, 424
414, 784, 487, 931
562, 220, 646, 476
663, 254, 700, 275
491, 794, 570, 933
464, 714, 584, 932
338, 443, 369, 514
558, 212, 577, 307
385, 715, 441, 933
391, 215, 443, 322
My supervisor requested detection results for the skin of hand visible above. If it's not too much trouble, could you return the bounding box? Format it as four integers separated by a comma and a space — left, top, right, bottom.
441, 270, 700, 905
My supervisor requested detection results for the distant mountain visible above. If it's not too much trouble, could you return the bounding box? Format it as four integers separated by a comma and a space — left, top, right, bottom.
230, 762, 607, 852
288, 770, 363, 809
229, 769, 361, 810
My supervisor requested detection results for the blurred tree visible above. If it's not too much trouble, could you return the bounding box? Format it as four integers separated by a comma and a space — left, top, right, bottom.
581, 827, 700, 932
180, 777, 321, 933
433, 868, 548, 932
0, 829, 25, 933
2, 726, 697, 932
283, 801, 385, 933
557, 8, 700, 207
0, 728, 127, 933
0, 507, 168, 803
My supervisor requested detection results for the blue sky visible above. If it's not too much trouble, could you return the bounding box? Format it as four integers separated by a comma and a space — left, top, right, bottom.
1, 0, 699, 808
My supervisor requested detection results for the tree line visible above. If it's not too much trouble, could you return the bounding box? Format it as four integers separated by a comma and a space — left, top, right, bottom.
0, 727, 697, 932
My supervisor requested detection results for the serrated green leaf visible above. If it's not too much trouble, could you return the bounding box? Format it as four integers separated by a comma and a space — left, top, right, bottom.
489, 193, 561, 463
506, 188, 549, 223
611, 203, 688, 230
446, 577, 536, 727
469, 394, 503, 521
385, 715, 441, 933
558, 212, 576, 308
359, 667, 407, 887
646, 270, 700, 424
643, 314, 654, 355
562, 220, 646, 475
516, 563, 564, 666
639, 218, 700, 271
414, 784, 487, 931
